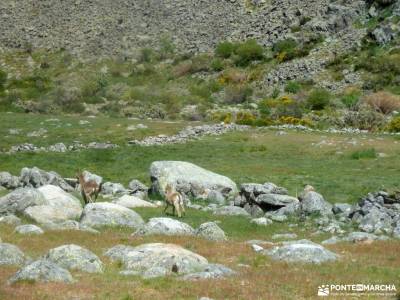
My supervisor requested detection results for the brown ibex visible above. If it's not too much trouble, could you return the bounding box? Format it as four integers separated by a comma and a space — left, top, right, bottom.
164, 184, 185, 218
76, 171, 102, 205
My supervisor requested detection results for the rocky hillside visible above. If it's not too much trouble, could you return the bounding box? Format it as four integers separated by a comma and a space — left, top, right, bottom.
0, 0, 365, 56
0, 0, 399, 131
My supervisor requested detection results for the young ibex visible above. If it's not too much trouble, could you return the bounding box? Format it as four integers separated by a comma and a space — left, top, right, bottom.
76, 171, 102, 205
164, 184, 185, 218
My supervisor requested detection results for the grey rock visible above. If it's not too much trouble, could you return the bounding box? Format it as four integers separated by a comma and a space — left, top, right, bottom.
250, 217, 273, 226
332, 203, 352, 216
0, 214, 22, 226
134, 218, 195, 236
393, 226, 400, 239
8, 260, 73, 284
0, 172, 21, 189
342, 232, 388, 243
101, 182, 128, 196
150, 161, 237, 199
196, 222, 227, 241
20, 167, 73, 192
300, 191, 333, 215
0, 188, 46, 215
244, 203, 264, 217
15, 224, 44, 235
272, 233, 298, 240
273, 202, 301, 216
45, 244, 103, 273
358, 208, 393, 234
256, 194, 299, 207
321, 236, 341, 245
80, 202, 144, 229
371, 25, 396, 45
0, 243, 26, 266
213, 206, 250, 217
105, 243, 209, 276
268, 214, 288, 222
112, 195, 156, 208
181, 264, 235, 280
128, 179, 149, 194
264, 239, 338, 264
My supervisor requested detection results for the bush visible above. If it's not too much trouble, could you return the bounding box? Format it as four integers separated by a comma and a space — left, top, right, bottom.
224, 85, 253, 104
211, 58, 224, 72
220, 68, 248, 84
236, 111, 256, 125
215, 41, 236, 59
285, 81, 302, 94
272, 38, 299, 62
341, 92, 360, 108
363, 91, 400, 114
386, 116, 400, 132
306, 88, 331, 110
350, 148, 377, 160
234, 40, 264, 66
343, 104, 385, 130
0, 69, 7, 89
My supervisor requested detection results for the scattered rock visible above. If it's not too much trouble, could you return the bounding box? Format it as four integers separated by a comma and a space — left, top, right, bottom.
272, 233, 298, 240
0, 172, 21, 189
0, 214, 22, 226
20, 167, 74, 192
45, 244, 103, 273
149, 161, 238, 200
0, 188, 46, 215
15, 224, 44, 235
299, 189, 333, 216
264, 239, 338, 264
214, 206, 250, 217
0, 243, 26, 266
8, 260, 73, 284
134, 218, 195, 236
101, 182, 128, 196
105, 243, 209, 276
196, 222, 227, 241
250, 217, 273, 226
181, 264, 235, 280
255, 194, 299, 207
80, 202, 144, 229
112, 195, 156, 208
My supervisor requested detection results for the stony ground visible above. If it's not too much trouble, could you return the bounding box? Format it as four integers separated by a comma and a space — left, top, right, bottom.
1, 113, 400, 299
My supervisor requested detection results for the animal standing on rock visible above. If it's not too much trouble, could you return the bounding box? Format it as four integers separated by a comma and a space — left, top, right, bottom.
76, 171, 102, 205
164, 184, 185, 218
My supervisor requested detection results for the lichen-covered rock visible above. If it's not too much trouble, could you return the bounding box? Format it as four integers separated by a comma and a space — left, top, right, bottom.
300, 191, 333, 216
0, 188, 46, 215
134, 218, 195, 236
255, 194, 299, 207
8, 259, 73, 284
105, 243, 209, 276
20, 167, 73, 192
0, 172, 21, 189
45, 244, 103, 273
0, 214, 22, 226
264, 239, 338, 264
181, 264, 235, 280
250, 217, 273, 226
196, 222, 227, 241
272, 233, 298, 240
113, 195, 156, 208
15, 224, 44, 235
80, 202, 144, 229
150, 161, 237, 199
0, 243, 26, 266
100, 182, 127, 196
213, 206, 250, 217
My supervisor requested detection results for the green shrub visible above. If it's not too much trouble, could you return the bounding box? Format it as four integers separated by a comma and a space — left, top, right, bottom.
306, 88, 331, 110
215, 41, 236, 59
284, 81, 302, 94
0, 69, 7, 89
159, 35, 175, 59
343, 104, 385, 130
139, 48, 155, 63
234, 40, 264, 66
224, 85, 253, 104
211, 58, 224, 71
273, 36, 324, 63
341, 92, 360, 108
386, 116, 400, 132
350, 148, 377, 160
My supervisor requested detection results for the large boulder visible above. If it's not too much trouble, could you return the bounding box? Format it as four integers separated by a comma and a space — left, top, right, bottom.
358, 208, 393, 234
149, 161, 237, 200
23, 185, 82, 224
112, 195, 156, 208
255, 194, 299, 207
134, 218, 195, 236
0, 172, 20, 189
0, 214, 22, 226
0, 188, 46, 215
45, 244, 103, 273
8, 260, 73, 284
213, 206, 250, 217
80, 202, 144, 229
196, 222, 227, 241
264, 239, 338, 264
104, 243, 209, 277
299, 190, 333, 216
20, 167, 73, 192
15, 224, 44, 235
0, 243, 26, 266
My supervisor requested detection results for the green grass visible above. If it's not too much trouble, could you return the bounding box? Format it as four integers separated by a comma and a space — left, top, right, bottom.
350, 148, 378, 160
1, 113, 400, 204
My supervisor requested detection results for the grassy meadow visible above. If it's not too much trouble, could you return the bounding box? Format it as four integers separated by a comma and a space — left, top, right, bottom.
0, 112, 400, 299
